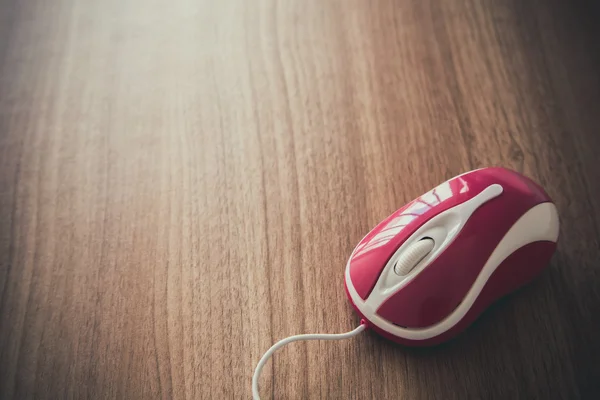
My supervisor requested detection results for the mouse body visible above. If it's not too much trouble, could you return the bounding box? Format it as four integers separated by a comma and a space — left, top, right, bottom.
345, 167, 559, 346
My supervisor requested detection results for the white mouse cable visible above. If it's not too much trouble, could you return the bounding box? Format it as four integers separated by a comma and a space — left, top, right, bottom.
252, 321, 367, 400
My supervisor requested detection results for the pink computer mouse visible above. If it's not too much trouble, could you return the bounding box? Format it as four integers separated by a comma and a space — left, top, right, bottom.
344, 167, 559, 346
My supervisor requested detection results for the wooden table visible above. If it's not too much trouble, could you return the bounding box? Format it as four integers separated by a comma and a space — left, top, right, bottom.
1, 0, 599, 398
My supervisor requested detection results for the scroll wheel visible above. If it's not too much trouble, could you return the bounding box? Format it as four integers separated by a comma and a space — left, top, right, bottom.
394, 238, 435, 275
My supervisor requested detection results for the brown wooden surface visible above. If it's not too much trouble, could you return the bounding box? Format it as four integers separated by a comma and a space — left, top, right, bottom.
1, 0, 599, 399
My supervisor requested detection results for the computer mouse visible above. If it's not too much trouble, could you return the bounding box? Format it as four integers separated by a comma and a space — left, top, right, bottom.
344, 167, 559, 346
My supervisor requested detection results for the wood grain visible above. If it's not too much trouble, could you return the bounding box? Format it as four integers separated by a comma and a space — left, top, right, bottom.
1, 0, 599, 398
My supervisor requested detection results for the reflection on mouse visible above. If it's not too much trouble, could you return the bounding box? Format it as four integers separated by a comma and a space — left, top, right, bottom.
345, 167, 559, 346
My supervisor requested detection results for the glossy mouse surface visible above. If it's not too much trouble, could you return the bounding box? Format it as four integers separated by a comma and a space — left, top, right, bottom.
344, 167, 559, 346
